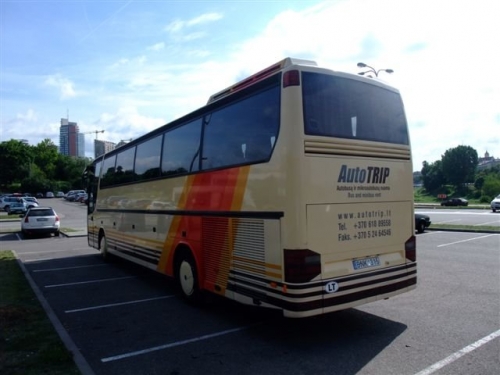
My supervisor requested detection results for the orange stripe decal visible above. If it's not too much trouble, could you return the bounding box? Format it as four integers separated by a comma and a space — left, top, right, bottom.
158, 167, 250, 277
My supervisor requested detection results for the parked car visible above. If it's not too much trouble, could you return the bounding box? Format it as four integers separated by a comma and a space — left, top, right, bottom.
491, 194, 500, 213
76, 193, 88, 203
440, 198, 468, 207
24, 197, 39, 209
65, 190, 85, 201
415, 213, 431, 233
0, 196, 24, 212
7, 201, 28, 216
56, 191, 65, 198
21, 207, 60, 237
36, 192, 43, 198
45, 191, 55, 198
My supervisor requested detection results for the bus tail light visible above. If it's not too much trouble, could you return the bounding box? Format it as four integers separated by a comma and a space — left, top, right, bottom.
283, 70, 300, 88
284, 249, 321, 283
405, 235, 416, 262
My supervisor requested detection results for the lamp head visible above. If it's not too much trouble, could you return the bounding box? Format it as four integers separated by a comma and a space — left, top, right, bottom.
357, 62, 367, 68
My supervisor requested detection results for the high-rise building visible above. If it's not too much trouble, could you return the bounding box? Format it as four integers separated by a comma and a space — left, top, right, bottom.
94, 139, 116, 158
77, 133, 85, 158
59, 118, 80, 156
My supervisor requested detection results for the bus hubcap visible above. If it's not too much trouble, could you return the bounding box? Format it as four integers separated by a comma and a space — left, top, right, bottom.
179, 261, 194, 296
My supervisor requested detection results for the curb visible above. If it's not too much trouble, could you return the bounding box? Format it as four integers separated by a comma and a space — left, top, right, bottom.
13, 251, 96, 375
425, 227, 500, 234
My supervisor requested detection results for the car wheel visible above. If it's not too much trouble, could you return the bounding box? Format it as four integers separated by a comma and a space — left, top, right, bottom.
22, 230, 29, 239
175, 250, 202, 303
417, 221, 425, 234
54, 230, 60, 237
5, 205, 10, 212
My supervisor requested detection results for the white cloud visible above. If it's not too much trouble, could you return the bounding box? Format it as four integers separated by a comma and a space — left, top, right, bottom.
165, 12, 223, 34
147, 42, 165, 51
45, 75, 77, 100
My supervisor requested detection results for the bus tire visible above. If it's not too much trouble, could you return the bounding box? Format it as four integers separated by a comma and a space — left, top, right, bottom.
99, 232, 111, 261
175, 250, 201, 303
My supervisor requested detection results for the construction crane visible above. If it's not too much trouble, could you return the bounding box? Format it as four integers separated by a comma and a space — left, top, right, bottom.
82, 130, 105, 139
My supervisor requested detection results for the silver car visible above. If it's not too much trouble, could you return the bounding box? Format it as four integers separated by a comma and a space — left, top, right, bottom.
491, 194, 500, 213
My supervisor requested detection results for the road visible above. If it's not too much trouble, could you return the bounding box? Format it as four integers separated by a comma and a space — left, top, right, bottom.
1, 202, 499, 374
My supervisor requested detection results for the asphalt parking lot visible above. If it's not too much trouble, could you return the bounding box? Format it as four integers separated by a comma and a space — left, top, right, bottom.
2, 228, 499, 375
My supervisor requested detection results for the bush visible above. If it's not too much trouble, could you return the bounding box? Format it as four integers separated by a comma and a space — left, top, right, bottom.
479, 195, 492, 203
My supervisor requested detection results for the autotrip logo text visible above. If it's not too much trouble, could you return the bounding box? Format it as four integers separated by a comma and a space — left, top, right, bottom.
337, 165, 390, 184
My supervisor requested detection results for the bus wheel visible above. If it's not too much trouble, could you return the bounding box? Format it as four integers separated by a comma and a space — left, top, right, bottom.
176, 252, 201, 303
100, 232, 111, 261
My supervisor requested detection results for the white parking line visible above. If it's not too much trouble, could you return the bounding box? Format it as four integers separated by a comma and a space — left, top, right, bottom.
15, 233, 22, 241
33, 264, 108, 272
101, 323, 260, 363
65, 295, 174, 313
414, 329, 500, 375
21, 249, 78, 255
45, 276, 135, 288
438, 234, 498, 248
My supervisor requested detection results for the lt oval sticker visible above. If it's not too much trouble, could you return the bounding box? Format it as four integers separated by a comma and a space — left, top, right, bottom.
325, 281, 339, 293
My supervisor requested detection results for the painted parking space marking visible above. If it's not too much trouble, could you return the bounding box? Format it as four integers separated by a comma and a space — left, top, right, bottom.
65, 295, 174, 313
438, 234, 499, 248
414, 329, 500, 375
21, 249, 82, 255
45, 276, 135, 288
101, 323, 261, 363
33, 264, 108, 272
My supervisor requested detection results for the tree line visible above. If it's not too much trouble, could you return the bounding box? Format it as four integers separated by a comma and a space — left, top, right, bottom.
0, 139, 91, 194
420, 145, 500, 202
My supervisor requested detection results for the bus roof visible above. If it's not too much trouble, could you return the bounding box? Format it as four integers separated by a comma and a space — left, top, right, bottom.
207, 57, 317, 104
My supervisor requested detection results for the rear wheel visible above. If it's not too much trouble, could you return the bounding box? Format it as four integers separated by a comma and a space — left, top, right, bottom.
176, 251, 202, 303
417, 221, 425, 234
100, 232, 111, 261
54, 230, 60, 237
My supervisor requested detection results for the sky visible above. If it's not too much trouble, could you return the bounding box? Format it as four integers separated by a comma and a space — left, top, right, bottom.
1, 0, 499, 171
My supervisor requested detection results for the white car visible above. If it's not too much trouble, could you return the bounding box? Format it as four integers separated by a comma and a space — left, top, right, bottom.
21, 207, 60, 237
491, 194, 500, 213
24, 197, 39, 209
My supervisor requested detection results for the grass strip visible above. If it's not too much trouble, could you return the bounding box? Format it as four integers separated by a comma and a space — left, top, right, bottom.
0, 250, 80, 375
429, 224, 500, 233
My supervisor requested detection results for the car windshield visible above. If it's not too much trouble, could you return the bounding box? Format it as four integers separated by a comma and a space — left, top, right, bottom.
28, 209, 55, 216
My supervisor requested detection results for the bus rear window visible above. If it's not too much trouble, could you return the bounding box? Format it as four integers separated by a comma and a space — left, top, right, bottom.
302, 72, 409, 145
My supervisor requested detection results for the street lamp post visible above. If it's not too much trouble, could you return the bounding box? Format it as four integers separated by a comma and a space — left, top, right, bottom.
357, 62, 394, 77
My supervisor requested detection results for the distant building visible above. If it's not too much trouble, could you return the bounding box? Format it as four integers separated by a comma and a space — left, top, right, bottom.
59, 118, 81, 157
77, 133, 85, 158
477, 151, 500, 170
94, 139, 116, 158
115, 139, 132, 148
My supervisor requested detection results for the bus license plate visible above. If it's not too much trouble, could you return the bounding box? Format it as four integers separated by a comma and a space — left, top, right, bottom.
353, 256, 380, 270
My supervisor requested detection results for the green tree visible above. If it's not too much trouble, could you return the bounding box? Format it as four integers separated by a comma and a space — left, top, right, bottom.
32, 139, 59, 180
482, 175, 500, 198
0, 140, 32, 187
441, 145, 478, 190
421, 160, 446, 193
